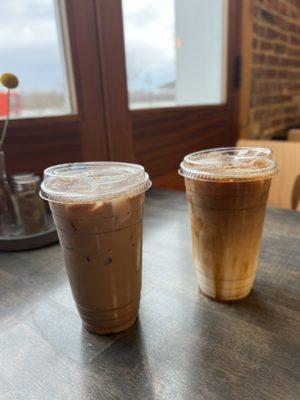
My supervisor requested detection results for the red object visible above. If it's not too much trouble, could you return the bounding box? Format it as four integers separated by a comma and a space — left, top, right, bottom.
0, 92, 21, 117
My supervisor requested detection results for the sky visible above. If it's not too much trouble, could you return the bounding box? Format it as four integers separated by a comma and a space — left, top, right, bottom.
0, 0, 225, 97
122, 0, 175, 91
0, 0, 65, 92
0, 0, 175, 95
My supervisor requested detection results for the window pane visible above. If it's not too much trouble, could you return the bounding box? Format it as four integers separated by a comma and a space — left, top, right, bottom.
122, 0, 228, 109
0, 0, 75, 119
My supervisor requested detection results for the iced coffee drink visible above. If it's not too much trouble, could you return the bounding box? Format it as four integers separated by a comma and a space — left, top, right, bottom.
180, 147, 277, 302
41, 162, 151, 334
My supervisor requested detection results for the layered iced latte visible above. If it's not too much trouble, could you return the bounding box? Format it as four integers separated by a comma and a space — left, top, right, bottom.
180, 147, 278, 302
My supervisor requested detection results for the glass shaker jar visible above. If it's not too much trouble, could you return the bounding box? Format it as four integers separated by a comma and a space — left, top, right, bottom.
12, 175, 48, 234
0, 151, 20, 236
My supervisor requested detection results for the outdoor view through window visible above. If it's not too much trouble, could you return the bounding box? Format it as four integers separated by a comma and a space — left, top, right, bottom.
122, 0, 228, 109
0, 0, 73, 119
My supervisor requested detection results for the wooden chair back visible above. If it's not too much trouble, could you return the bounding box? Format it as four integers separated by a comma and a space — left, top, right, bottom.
237, 139, 300, 210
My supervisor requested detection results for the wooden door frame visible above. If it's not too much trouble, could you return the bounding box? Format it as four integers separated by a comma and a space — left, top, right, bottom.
94, 0, 135, 162
238, 0, 253, 140
228, 0, 243, 141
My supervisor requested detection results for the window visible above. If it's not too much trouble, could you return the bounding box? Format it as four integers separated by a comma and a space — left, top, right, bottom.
0, 0, 75, 119
122, 0, 228, 109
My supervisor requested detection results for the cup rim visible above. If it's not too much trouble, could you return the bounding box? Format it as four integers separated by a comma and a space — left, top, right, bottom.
179, 146, 278, 182
40, 161, 151, 203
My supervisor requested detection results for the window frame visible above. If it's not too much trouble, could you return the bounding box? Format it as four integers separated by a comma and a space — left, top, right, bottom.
0, 0, 118, 177
0, 0, 242, 188
110, 0, 242, 186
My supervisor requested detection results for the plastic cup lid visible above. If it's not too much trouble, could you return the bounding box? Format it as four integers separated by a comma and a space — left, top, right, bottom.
179, 147, 278, 181
40, 162, 151, 203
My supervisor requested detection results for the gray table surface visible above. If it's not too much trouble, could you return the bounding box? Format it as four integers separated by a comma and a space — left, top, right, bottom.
0, 189, 299, 400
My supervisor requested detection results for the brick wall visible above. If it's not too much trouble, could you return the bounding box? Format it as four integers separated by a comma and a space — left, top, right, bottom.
248, 0, 300, 138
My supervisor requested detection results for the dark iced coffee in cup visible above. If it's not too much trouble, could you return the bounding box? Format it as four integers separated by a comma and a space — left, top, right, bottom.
41, 162, 151, 334
179, 147, 277, 302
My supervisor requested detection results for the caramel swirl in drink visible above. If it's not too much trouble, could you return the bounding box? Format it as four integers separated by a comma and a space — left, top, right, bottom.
41, 162, 151, 334
180, 147, 278, 302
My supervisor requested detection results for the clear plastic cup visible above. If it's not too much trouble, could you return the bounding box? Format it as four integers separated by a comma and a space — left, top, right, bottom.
179, 147, 278, 302
41, 162, 151, 334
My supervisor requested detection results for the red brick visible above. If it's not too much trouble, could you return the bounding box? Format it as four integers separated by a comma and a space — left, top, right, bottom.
290, 35, 300, 45
288, 70, 300, 79
292, 59, 300, 67
253, 109, 272, 120
253, 23, 267, 37
260, 8, 277, 24
266, 27, 280, 39
280, 33, 288, 42
252, 38, 258, 50
286, 47, 300, 57
248, 0, 300, 139
283, 105, 299, 114
280, 58, 292, 67
278, 3, 290, 16
265, 0, 279, 10
251, 94, 292, 107
290, 0, 300, 9
274, 43, 286, 54
252, 53, 266, 64
260, 40, 273, 51
252, 5, 262, 18
266, 55, 280, 65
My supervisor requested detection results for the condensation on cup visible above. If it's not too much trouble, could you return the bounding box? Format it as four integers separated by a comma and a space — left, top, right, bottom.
41, 162, 151, 334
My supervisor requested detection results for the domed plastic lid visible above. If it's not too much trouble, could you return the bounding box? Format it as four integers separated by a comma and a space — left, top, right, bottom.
179, 147, 278, 181
40, 162, 151, 203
